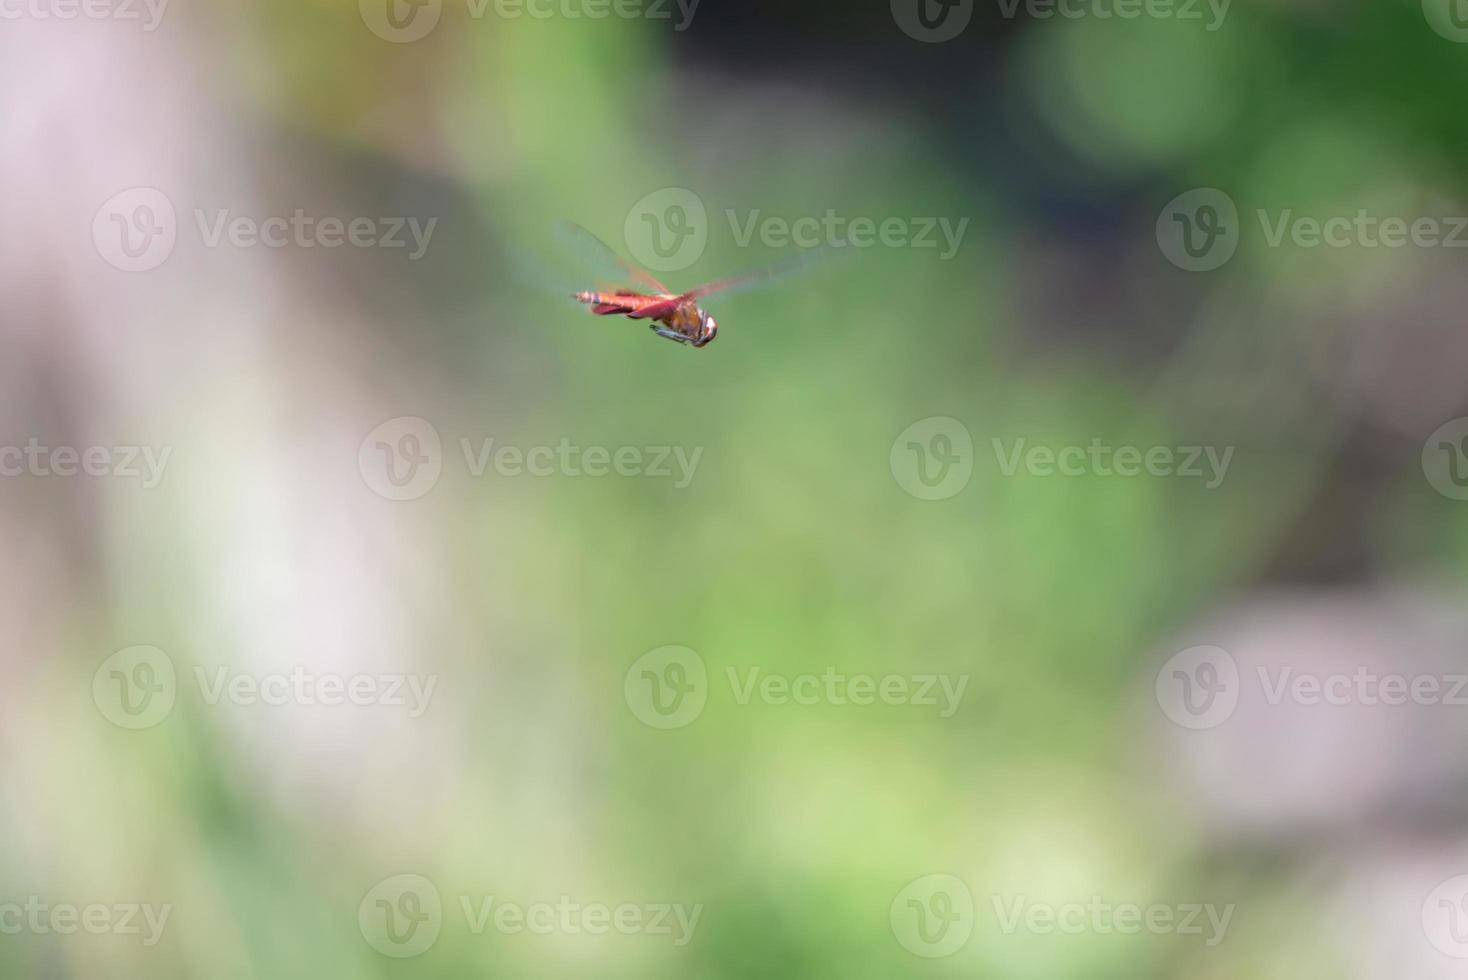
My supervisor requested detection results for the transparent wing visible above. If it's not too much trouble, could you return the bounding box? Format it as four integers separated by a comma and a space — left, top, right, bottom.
682, 244, 849, 302
553, 221, 671, 295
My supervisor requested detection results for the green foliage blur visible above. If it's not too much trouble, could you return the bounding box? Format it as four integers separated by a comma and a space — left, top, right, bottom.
8, 1, 1468, 978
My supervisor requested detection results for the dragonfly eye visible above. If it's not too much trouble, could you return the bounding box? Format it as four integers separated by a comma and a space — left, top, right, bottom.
696, 314, 717, 347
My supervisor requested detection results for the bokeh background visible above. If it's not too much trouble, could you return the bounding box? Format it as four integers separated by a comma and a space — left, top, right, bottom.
4, 0, 1468, 976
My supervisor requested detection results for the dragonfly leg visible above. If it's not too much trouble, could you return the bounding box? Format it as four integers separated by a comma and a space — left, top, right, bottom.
651, 325, 690, 345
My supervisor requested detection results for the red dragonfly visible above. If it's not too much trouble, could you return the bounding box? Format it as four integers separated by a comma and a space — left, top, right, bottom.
558, 222, 823, 349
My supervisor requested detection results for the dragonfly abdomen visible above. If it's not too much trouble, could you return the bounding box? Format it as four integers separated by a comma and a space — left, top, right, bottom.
574, 290, 671, 317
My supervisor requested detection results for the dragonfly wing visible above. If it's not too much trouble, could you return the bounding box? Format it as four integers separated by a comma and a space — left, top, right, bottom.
683, 245, 848, 302
625, 297, 683, 320
554, 221, 672, 295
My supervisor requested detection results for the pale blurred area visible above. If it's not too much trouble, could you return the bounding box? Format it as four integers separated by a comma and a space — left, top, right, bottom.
2, 2, 1467, 979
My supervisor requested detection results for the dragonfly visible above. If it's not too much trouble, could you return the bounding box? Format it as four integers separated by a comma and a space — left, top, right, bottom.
557, 221, 826, 349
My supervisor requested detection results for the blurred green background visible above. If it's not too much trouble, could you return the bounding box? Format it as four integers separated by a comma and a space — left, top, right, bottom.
4, 0, 1468, 977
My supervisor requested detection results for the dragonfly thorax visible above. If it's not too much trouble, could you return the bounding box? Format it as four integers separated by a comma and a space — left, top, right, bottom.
656, 302, 717, 348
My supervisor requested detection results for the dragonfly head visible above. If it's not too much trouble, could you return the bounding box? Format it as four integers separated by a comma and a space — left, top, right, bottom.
692, 308, 718, 348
